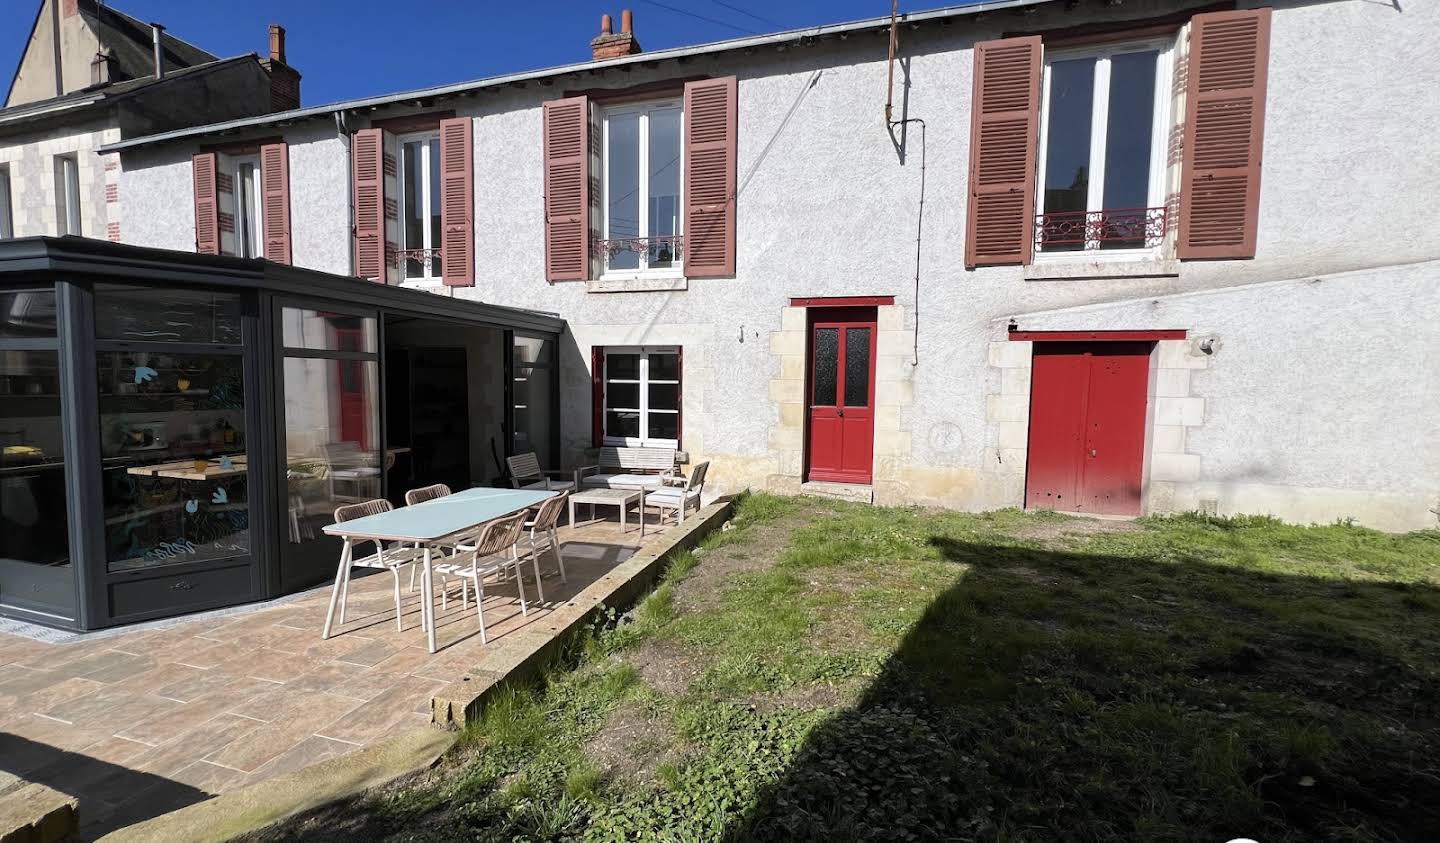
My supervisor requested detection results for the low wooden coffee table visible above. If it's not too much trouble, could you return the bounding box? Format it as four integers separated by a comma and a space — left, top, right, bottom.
569, 487, 644, 537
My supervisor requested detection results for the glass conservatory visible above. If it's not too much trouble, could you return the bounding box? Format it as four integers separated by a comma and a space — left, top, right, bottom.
0, 237, 563, 631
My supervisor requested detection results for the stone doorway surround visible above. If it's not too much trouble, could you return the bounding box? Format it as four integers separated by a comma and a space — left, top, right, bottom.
984, 332, 1212, 516
767, 302, 913, 504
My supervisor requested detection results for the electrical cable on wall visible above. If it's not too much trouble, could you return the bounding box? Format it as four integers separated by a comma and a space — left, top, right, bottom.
888, 116, 925, 367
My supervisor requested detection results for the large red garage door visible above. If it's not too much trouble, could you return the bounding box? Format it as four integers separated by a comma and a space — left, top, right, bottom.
1025, 341, 1151, 516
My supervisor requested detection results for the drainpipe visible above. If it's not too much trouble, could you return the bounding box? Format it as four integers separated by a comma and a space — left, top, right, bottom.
336, 111, 355, 277
150, 23, 165, 79
50, 0, 63, 96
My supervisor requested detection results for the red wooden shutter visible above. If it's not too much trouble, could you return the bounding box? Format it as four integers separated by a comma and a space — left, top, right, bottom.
439, 116, 474, 286
964, 36, 1042, 268
352, 128, 385, 281
1178, 8, 1271, 260
543, 97, 589, 282
259, 142, 291, 264
683, 76, 738, 278
591, 346, 605, 447
192, 152, 220, 255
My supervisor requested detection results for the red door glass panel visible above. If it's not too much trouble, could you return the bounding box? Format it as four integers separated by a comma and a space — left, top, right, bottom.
807, 312, 876, 484
1025, 341, 1150, 515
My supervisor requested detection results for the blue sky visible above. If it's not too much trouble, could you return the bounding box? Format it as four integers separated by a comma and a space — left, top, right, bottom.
2, 1, 970, 107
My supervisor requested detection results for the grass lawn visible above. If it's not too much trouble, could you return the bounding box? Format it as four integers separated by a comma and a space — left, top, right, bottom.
260, 495, 1440, 842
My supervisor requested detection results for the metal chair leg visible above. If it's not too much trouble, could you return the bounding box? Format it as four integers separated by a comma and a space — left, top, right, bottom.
512, 546, 528, 616
321, 541, 352, 639
551, 526, 567, 583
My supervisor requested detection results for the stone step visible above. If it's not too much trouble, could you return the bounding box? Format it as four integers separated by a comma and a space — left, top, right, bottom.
0, 780, 77, 843
800, 481, 874, 505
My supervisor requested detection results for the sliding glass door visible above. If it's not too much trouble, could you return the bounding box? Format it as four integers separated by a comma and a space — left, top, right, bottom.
276, 304, 382, 591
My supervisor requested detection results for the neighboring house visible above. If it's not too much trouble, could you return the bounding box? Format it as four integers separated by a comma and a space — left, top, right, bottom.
0, 0, 301, 242
109, 0, 1438, 530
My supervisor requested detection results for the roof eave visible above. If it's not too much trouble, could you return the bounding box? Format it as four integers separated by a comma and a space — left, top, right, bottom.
101, 0, 1053, 154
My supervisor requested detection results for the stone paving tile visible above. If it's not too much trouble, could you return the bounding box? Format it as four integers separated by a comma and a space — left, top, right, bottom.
41, 686, 182, 729
125, 713, 263, 780
147, 665, 238, 703
81, 651, 159, 684
204, 693, 365, 773
315, 676, 448, 746
0, 675, 105, 713
169, 760, 252, 794
250, 735, 357, 779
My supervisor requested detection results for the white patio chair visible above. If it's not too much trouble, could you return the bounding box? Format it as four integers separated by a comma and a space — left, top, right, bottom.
405, 483, 451, 592
524, 492, 568, 585
321, 499, 426, 638
507, 452, 577, 492
433, 511, 538, 644
643, 461, 709, 526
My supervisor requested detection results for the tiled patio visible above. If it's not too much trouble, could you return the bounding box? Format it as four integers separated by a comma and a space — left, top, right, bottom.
0, 515, 664, 840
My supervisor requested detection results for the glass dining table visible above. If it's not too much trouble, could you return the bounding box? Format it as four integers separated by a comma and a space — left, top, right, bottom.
322, 487, 557, 652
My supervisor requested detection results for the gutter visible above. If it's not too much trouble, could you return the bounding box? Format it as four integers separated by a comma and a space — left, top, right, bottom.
100, 0, 1053, 153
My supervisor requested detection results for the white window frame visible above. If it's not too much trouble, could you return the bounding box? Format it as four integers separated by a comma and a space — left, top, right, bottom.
1034, 39, 1173, 259
602, 346, 680, 448
396, 131, 442, 286
55, 154, 82, 237
600, 99, 684, 279
231, 155, 263, 259
0, 165, 12, 239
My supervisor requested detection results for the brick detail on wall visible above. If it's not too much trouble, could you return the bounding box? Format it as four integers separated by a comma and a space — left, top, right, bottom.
218, 212, 235, 234
105, 183, 118, 203
106, 222, 121, 242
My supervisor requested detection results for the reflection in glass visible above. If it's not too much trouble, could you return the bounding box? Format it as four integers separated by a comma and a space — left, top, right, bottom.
283, 357, 380, 543
403, 140, 425, 277
606, 111, 641, 271
812, 328, 838, 405
511, 336, 554, 469
648, 107, 682, 268
1102, 51, 1159, 249
1042, 57, 1095, 252
98, 350, 248, 573
649, 411, 678, 441
280, 308, 378, 352
606, 353, 639, 380
0, 289, 57, 338
844, 328, 871, 407
0, 350, 72, 619
606, 411, 640, 439
95, 285, 241, 344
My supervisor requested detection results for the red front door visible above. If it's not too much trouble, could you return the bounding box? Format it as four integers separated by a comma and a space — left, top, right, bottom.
806, 311, 876, 484
1025, 341, 1151, 515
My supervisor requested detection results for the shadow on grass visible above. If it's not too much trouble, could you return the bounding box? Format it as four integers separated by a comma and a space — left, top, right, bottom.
725, 537, 1440, 842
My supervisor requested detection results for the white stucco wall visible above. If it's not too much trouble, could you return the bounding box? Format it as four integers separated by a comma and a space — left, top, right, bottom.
113, 0, 1440, 529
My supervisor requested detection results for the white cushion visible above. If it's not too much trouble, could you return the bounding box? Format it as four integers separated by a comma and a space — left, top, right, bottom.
582, 473, 663, 490
644, 488, 693, 504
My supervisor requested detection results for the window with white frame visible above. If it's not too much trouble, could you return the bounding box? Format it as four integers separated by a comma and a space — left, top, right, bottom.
601, 100, 683, 276
54, 154, 81, 236
398, 132, 442, 283
231, 155, 263, 259
602, 347, 679, 446
1035, 42, 1171, 254
0, 166, 12, 239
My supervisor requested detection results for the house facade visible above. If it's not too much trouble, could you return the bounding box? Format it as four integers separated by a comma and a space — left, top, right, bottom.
108, 0, 1437, 531
0, 0, 300, 243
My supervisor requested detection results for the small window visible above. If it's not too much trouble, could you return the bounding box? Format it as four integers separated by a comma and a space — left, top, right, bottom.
0, 165, 13, 239
601, 100, 683, 277
602, 346, 679, 447
55, 154, 81, 236
1035, 43, 1171, 255
397, 133, 442, 283
231, 155, 263, 259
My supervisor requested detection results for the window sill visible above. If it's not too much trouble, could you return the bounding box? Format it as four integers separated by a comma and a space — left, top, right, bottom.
587, 275, 687, 293
1024, 256, 1178, 281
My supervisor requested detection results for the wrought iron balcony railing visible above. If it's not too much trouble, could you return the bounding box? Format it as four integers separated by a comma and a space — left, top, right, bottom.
1034, 207, 1167, 251
397, 247, 443, 266
590, 234, 684, 263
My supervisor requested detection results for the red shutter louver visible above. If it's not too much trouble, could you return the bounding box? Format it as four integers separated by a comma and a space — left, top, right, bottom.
192, 152, 220, 255
352, 128, 386, 282
543, 97, 589, 282
683, 76, 738, 278
439, 116, 474, 286
964, 36, 1042, 269
260, 142, 291, 265
1178, 8, 1271, 260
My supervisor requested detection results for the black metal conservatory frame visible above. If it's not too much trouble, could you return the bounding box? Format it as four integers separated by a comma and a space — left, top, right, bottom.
0, 237, 564, 632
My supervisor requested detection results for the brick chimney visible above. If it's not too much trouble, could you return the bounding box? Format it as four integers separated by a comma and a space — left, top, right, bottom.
259, 24, 302, 112
591, 9, 642, 60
